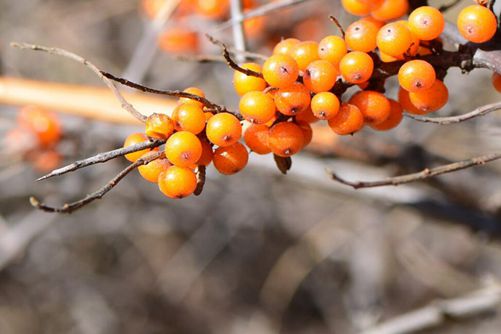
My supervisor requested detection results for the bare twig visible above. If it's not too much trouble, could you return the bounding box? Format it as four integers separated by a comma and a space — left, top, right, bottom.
11, 42, 147, 123
175, 49, 267, 63
406, 101, 501, 124
31, 151, 165, 214
329, 16, 345, 38
230, 0, 248, 64
328, 153, 501, 189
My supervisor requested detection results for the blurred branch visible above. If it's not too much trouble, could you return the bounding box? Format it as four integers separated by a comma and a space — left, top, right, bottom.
230, 0, 248, 63
406, 101, 501, 124
175, 47, 267, 63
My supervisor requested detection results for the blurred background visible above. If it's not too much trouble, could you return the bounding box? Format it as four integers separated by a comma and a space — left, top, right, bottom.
0, 0, 501, 333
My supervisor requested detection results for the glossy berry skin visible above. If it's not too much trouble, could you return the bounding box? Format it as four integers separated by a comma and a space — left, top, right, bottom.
328, 104, 364, 135
318, 35, 347, 65
244, 124, 271, 154
408, 80, 449, 113
493, 73, 501, 93
138, 157, 171, 183
268, 122, 305, 157
303, 60, 339, 93
195, 0, 229, 19
295, 106, 319, 123
341, 0, 371, 16
239, 91, 276, 124
123, 133, 157, 163
145, 113, 175, 139
408, 6, 444, 41
197, 139, 214, 166
377, 21, 413, 58
213, 142, 249, 175
457, 5, 497, 43
370, 99, 403, 131
18, 106, 61, 148
262, 54, 299, 88
206, 112, 242, 147
398, 88, 426, 114
165, 131, 202, 167
292, 41, 320, 71
371, 0, 409, 21
345, 18, 380, 52
274, 82, 311, 116
273, 38, 300, 56
179, 87, 205, 108
233, 63, 267, 96
398, 60, 436, 92
297, 121, 313, 147
339, 51, 374, 84
349, 90, 391, 125
172, 103, 206, 134
158, 166, 197, 199
311, 92, 340, 120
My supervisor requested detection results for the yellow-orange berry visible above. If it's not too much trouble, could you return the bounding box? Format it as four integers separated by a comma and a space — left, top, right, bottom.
370, 99, 403, 131
408, 80, 449, 113
213, 142, 249, 175
318, 35, 348, 65
398, 60, 436, 92
123, 133, 157, 162
244, 124, 271, 155
233, 63, 267, 96
398, 88, 425, 114
145, 113, 175, 139
206, 112, 242, 147
274, 82, 311, 116
328, 103, 365, 135
268, 122, 305, 157
311, 92, 340, 120
158, 166, 197, 199
262, 54, 299, 88
345, 18, 380, 52
349, 90, 391, 125
377, 21, 413, 58
158, 27, 199, 54
239, 91, 276, 124
297, 121, 313, 147
457, 5, 497, 43
493, 73, 501, 93
292, 41, 320, 71
295, 106, 319, 123
408, 6, 444, 41
18, 106, 61, 148
172, 103, 206, 134
195, 0, 229, 19
303, 60, 339, 93
341, 0, 372, 16
339, 51, 374, 84
138, 156, 171, 183
371, 0, 409, 21
165, 131, 202, 167
273, 38, 301, 56
179, 87, 205, 108
197, 139, 214, 166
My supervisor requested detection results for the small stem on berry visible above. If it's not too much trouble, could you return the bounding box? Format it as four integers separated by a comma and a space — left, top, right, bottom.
329, 16, 345, 38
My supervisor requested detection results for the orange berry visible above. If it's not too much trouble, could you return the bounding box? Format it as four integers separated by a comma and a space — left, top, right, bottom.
165, 131, 202, 167
398, 88, 425, 114
345, 18, 380, 52
408, 80, 449, 113
239, 91, 276, 124
457, 5, 497, 43
262, 54, 299, 88
18, 106, 61, 147
213, 142, 249, 175
273, 38, 301, 56
268, 122, 305, 157
303, 60, 339, 93
328, 103, 365, 135
370, 99, 403, 131
274, 82, 311, 116
197, 139, 214, 166
158, 27, 199, 54
349, 90, 391, 125
158, 166, 197, 199
145, 113, 175, 139
123, 133, 157, 162
339, 51, 374, 84
206, 112, 242, 147
172, 103, 206, 134
195, 0, 229, 18
297, 121, 313, 147
341, 0, 371, 16
493, 73, 501, 93
244, 124, 271, 154
141, 0, 163, 19
292, 41, 320, 71
295, 106, 320, 123
204, 112, 214, 121
233, 63, 267, 96
179, 87, 205, 108
311, 92, 340, 120
398, 60, 436, 92
377, 21, 413, 58
318, 35, 348, 65
244, 16, 265, 38
138, 156, 171, 183
408, 6, 444, 41
379, 51, 402, 62
371, 0, 409, 21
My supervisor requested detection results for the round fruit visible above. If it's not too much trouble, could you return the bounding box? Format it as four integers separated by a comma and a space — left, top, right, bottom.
172, 103, 206, 134
138, 157, 171, 183
303, 60, 339, 93
262, 54, 299, 88
239, 91, 276, 124
268, 122, 305, 157
408, 6, 444, 41
408, 80, 449, 113
206, 112, 242, 147
244, 124, 271, 154
145, 113, 175, 139
349, 90, 391, 125
165, 131, 202, 167
179, 87, 206, 108
123, 133, 157, 162
398, 60, 436, 92
493, 73, 501, 93
291, 41, 320, 71
377, 21, 413, 58
274, 82, 311, 116
457, 5, 497, 43
345, 18, 380, 52
158, 166, 197, 199
371, 0, 409, 21
233, 63, 267, 96
273, 38, 301, 56
213, 142, 249, 175
370, 99, 403, 131
311, 92, 340, 120
318, 35, 347, 65
18, 106, 61, 147
328, 103, 365, 135
339, 51, 374, 84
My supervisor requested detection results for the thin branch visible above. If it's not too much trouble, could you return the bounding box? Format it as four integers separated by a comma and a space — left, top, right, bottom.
230, 0, 248, 64
10, 42, 147, 123
406, 101, 501, 125
31, 151, 165, 214
175, 49, 267, 63
328, 153, 501, 189
329, 16, 345, 38
37, 139, 165, 181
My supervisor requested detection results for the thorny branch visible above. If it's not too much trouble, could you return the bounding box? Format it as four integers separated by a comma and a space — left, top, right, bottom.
406, 101, 501, 125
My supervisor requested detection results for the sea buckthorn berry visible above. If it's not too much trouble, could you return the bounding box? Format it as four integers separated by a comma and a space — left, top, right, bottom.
213, 142, 249, 175
233, 63, 267, 96
158, 166, 197, 199
318, 35, 347, 65
398, 60, 436, 92
457, 5, 497, 43
341, 0, 372, 16
165, 131, 202, 167
138, 156, 171, 183
172, 103, 206, 134
339, 51, 374, 84
274, 82, 311, 116
345, 18, 380, 52
295, 106, 319, 123
493, 73, 501, 93
206, 112, 242, 147
349, 90, 391, 125
408, 80, 449, 113
179, 87, 205, 108
379, 51, 402, 62
297, 121, 313, 147
195, 0, 229, 18
303, 60, 339, 93
197, 139, 214, 166
398, 88, 425, 114
18, 106, 61, 147
123, 133, 157, 162
239, 91, 276, 124
292, 41, 320, 71
244, 124, 271, 154
268, 122, 305, 157
158, 27, 199, 54
377, 21, 413, 58
408, 6, 444, 41
204, 112, 214, 121
273, 38, 301, 56
311, 92, 340, 120
262, 54, 299, 88
371, 0, 409, 21
328, 103, 364, 135
370, 99, 403, 131
145, 113, 175, 139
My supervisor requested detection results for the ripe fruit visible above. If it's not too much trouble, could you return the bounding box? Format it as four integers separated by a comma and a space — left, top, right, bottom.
318, 35, 347, 65
158, 166, 197, 199
195, 0, 229, 18
179, 87, 206, 108
239, 91, 276, 124
370, 99, 403, 131
345, 18, 380, 52
213, 142, 249, 175
206, 112, 242, 147
303, 60, 339, 93
328, 103, 365, 135
268, 122, 305, 157
457, 5, 497, 43
123, 133, 156, 162
291, 41, 320, 71
371, 0, 409, 21
311, 92, 340, 120
262, 54, 299, 88
233, 63, 267, 96
244, 124, 271, 154
158, 27, 199, 54
339, 51, 374, 84
341, 0, 372, 16
273, 38, 300, 56
493, 73, 501, 93
398, 88, 425, 114
165, 131, 202, 167
408, 6, 444, 41
408, 80, 449, 113
274, 82, 311, 116
18, 106, 61, 147
377, 21, 414, 58
297, 121, 313, 147
197, 139, 214, 166
349, 90, 391, 125
138, 157, 171, 182
295, 106, 319, 123
398, 60, 436, 92
145, 113, 175, 139
172, 103, 206, 134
